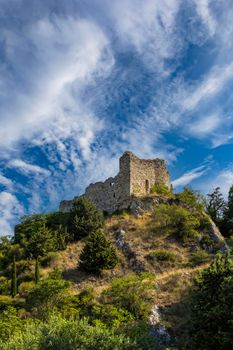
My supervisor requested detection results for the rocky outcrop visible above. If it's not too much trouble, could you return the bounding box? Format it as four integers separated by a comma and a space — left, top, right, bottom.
204, 214, 228, 252
114, 229, 146, 272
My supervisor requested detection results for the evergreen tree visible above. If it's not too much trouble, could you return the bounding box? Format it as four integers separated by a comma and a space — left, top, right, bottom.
222, 185, 233, 237
70, 197, 104, 240
206, 187, 226, 224
11, 255, 17, 298
35, 257, 40, 284
79, 231, 118, 272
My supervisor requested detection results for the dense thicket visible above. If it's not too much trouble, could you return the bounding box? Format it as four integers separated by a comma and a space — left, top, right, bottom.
187, 254, 233, 350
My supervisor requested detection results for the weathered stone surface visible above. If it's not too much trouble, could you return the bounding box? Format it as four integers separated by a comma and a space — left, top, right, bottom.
114, 229, 146, 272
59, 151, 171, 214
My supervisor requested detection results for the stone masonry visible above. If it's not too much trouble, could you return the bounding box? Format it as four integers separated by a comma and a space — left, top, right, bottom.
59, 151, 171, 214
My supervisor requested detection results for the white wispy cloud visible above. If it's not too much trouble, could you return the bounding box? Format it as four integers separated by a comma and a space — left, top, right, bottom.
8, 159, 50, 176
0, 174, 13, 189
172, 166, 206, 188
0, 192, 23, 235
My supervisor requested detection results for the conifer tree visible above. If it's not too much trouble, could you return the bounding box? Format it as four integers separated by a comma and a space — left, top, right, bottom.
11, 255, 17, 298
35, 257, 40, 284
79, 231, 118, 272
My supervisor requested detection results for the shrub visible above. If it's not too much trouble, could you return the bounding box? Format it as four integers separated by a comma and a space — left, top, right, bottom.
150, 183, 171, 196
175, 187, 204, 211
79, 231, 118, 272
0, 277, 11, 295
26, 277, 70, 318
70, 197, 104, 240
189, 250, 211, 267
18, 281, 35, 298
187, 254, 233, 349
101, 273, 155, 320
146, 250, 177, 266
0, 314, 135, 350
0, 307, 23, 342
152, 204, 200, 242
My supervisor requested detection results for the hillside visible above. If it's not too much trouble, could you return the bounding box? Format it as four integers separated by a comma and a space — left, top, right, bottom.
0, 188, 232, 349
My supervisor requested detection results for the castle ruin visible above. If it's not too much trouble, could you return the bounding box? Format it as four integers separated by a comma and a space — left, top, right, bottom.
59, 151, 171, 214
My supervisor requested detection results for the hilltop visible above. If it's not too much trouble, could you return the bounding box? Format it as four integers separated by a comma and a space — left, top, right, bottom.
0, 185, 232, 349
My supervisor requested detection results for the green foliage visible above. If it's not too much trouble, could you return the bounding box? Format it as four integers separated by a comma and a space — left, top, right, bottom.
25, 224, 56, 258
187, 254, 233, 349
189, 250, 211, 267
91, 304, 134, 329
222, 185, 233, 237
79, 230, 118, 272
11, 256, 17, 298
0, 277, 11, 295
40, 251, 59, 268
0, 314, 135, 350
0, 307, 23, 342
176, 187, 204, 212
26, 276, 70, 318
150, 183, 172, 196
146, 249, 178, 265
206, 187, 226, 224
35, 257, 40, 284
70, 197, 104, 240
101, 273, 155, 320
152, 204, 200, 242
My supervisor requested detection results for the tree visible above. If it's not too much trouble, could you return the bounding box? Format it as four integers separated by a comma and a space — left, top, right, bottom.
79, 231, 118, 272
35, 257, 40, 284
222, 185, 233, 237
206, 187, 226, 224
26, 224, 55, 258
187, 254, 233, 350
70, 197, 104, 240
11, 255, 17, 298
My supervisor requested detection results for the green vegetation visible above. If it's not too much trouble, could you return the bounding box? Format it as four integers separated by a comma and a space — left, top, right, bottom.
0, 187, 233, 349
79, 230, 118, 272
101, 273, 155, 320
187, 254, 233, 350
10, 256, 17, 298
152, 203, 201, 242
70, 197, 104, 240
150, 183, 172, 196
189, 250, 211, 267
35, 257, 40, 284
146, 249, 178, 265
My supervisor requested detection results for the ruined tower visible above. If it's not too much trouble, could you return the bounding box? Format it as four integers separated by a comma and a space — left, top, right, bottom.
59, 151, 171, 214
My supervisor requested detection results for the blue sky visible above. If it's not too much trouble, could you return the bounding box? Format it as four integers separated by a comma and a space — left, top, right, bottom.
1, 0, 233, 235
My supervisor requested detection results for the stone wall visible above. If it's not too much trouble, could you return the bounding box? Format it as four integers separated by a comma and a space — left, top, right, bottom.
128, 152, 170, 196
59, 151, 171, 214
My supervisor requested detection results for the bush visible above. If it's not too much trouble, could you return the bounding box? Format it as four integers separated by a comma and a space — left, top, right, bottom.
101, 273, 155, 320
0, 277, 11, 295
175, 187, 204, 212
26, 277, 70, 318
152, 204, 200, 242
79, 231, 118, 272
146, 250, 178, 266
189, 250, 211, 267
187, 254, 233, 349
150, 183, 172, 196
41, 252, 59, 268
18, 281, 35, 298
70, 197, 104, 240
0, 314, 135, 350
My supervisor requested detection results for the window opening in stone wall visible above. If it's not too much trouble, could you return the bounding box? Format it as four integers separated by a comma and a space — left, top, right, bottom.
110, 182, 115, 186
145, 179, 149, 193
113, 193, 115, 198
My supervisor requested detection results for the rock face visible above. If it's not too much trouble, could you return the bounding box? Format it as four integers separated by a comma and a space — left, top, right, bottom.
60, 151, 171, 214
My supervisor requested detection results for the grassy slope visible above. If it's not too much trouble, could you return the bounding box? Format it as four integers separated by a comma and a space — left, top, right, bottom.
42, 211, 212, 344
